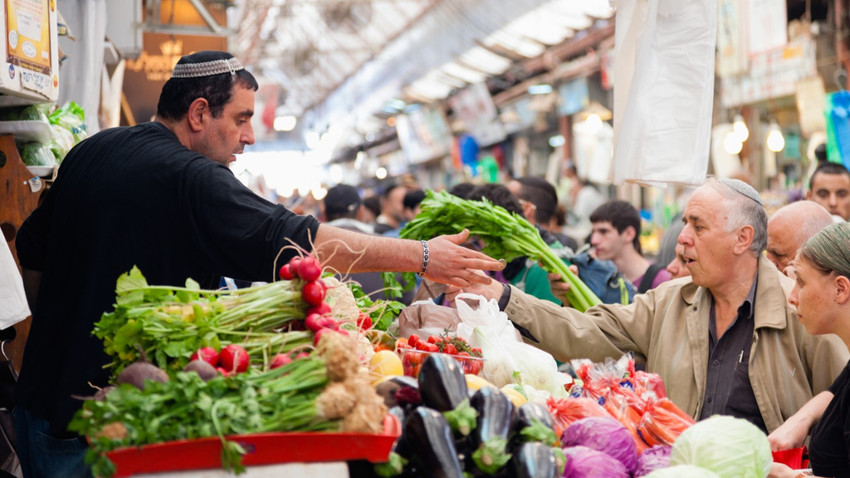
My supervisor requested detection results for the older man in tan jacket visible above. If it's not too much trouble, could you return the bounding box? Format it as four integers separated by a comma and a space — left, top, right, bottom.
451, 178, 848, 435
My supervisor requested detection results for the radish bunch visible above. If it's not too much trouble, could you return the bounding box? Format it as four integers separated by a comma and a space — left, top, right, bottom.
279, 254, 340, 338
190, 344, 250, 376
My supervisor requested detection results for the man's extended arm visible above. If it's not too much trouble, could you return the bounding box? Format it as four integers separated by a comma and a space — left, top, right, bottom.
313, 225, 504, 288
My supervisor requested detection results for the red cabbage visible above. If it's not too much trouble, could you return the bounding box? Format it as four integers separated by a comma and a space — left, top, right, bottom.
634, 445, 672, 477
561, 416, 638, 472
562, 445, 629, 478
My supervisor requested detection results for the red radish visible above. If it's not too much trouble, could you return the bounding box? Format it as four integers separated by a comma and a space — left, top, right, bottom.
270, 353, 292, 369
288, 257, 303, 278
317, 316, 339, 330
295, 352, 310, 360
313, 327, 347, 346
305, 313, 324, 333
302, 280, 326, 306
216, 366, 231, 377
298, 256, 322, 282
219, 344, 250, 373
190, 347, 220, 367
356, 313, 373, 330
306, 302, 331, 317
278, 264, 294, 280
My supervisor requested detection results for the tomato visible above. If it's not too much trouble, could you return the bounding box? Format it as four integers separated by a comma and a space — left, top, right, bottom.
422, 343, 439, 353
444, 344, 457, 355
395, 337, 410, 350
301, 280, 326, 307
458, 351, 470, 357
427, 335, 440, 344
408, 334, 420, 346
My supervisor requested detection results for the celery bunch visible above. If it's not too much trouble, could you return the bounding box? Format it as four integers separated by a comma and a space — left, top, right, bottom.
400, 190, 600, 311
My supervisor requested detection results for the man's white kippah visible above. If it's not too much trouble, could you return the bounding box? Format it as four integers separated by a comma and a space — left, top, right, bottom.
170, 58, 244, 78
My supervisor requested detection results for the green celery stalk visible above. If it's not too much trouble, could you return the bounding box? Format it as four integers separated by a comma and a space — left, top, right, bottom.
400, 190, 600, 311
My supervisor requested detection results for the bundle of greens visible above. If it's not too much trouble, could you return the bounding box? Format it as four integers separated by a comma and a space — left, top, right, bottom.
69, 358, 334, 477
399, 190, 600, 311
95, 267, 313, 375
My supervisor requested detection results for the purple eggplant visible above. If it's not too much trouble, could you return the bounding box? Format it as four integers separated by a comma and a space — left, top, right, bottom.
509, 442, 557, 478
470, 386, 514, 449
404, 407, 464, 478
418, 353, 468, 412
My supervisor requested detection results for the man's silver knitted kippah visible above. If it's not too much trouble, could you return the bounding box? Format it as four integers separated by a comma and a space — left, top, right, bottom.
717, 177, 764, 206
171, 58, 244, 78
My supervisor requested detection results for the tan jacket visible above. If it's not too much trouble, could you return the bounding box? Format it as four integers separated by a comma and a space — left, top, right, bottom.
505, 256, 849, 433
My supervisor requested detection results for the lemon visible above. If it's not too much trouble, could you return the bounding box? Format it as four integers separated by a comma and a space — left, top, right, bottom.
369, 350, 404, 384
500, 386, 528, 407
465, 374, 496, 391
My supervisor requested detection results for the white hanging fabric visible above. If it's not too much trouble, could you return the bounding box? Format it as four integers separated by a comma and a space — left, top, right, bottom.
611, 0, 717, 187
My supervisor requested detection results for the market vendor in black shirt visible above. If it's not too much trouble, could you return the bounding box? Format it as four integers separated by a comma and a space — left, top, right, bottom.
12, 50, 504, 478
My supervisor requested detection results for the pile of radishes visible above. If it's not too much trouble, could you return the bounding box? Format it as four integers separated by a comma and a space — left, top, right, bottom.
278, 254, 374, 345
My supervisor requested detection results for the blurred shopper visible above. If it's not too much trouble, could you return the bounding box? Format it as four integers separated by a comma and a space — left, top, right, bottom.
402, 189, 426, 223
322, 184, 414, 304
12, 51, 503, 478
589, 200, 671, 293
360, 195, 381, 226
768, 222, 850, 478
374, 183, 407, 235
508, 176, 578, 251
468, 183, 563, 304
806, 162, 850, 221
665, 244, 690, 279
766, 200, 834, 275
565, 165, 606, 229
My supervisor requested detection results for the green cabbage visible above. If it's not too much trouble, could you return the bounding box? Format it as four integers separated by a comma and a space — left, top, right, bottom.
669, 415, 771, 478
644, 464, 720, 478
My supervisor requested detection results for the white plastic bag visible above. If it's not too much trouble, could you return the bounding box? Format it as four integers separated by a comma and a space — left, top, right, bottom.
454, 293, 569, 398
0, 240, 29, 329
612, 0, 717, 187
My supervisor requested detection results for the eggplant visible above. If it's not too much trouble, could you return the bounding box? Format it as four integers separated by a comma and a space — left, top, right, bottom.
509, 442, 557, 478
470, 387, 514, 450
418, 353, 469, 412
404, 407, 464, 478
510, 402, 557, 447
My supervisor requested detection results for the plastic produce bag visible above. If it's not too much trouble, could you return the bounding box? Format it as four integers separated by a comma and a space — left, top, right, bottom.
20, 143, 55, 167
49, 102, 87, 144
459, 293, 570, 397
636, 397, 695, 447
49, 124, 75, 163
396, 300, 461, 339
612, 0, 717, 186
546, 396, 610, 438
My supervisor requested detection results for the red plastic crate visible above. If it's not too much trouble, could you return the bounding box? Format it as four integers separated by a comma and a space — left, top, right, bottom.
106, 415, 401, 477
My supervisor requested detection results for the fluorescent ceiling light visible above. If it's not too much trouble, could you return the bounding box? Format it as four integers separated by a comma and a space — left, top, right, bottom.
459, 47, 512, 75
407, 77, 454, 100
441, 62, 488, 84
484, 31, 545, 58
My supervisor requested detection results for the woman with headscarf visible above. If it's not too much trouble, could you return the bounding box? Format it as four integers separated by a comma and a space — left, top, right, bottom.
769, 221, 850, 478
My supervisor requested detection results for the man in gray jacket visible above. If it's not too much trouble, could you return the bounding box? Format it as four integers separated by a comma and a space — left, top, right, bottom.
451, 178, 848, 435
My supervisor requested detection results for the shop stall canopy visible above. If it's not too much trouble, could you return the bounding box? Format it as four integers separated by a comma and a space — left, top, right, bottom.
228, 0, 613, 149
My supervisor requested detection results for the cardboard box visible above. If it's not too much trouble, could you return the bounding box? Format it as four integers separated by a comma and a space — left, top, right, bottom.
0, 0, 58, 106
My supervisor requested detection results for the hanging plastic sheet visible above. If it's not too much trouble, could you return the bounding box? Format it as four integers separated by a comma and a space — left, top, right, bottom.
612, 0, 717, 187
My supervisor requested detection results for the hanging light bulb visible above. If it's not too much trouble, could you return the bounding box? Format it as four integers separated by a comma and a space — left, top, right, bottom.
766, 121, 785, 152
732, 114, 749, 142
723, 130, 743, 155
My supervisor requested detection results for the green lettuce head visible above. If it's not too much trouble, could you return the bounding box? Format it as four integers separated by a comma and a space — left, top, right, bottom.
669, 415, 771, 478
644, 464, 721, 478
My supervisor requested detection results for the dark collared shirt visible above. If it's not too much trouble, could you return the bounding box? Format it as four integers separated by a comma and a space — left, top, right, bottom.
699, 273, 767, 433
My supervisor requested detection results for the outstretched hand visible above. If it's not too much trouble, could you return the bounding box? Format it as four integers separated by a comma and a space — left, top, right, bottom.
547, 264, 579, 306
423, 229, 505, 288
